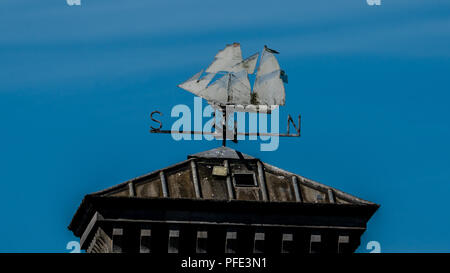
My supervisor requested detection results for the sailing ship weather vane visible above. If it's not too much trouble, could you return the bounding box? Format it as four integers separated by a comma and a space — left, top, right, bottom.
150, 43, 301, 147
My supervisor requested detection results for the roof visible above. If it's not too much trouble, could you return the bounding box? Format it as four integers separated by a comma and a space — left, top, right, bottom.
84, 146, 376, 205
69, 146, 379, 235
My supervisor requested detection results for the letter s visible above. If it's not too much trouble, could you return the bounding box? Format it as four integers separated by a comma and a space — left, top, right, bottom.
150, 111, 163, 131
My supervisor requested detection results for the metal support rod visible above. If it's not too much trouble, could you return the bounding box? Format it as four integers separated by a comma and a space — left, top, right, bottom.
150, 130, 300, 137
291, 176, 302, 202
328, 189, 335, 203
222, 123, 226, 147
150, 113, 301, 137
160, 171, 168, 198
224, 160, 234, 200
191, 160, 202, 198
257, 161, 269, 201
222, 105, 227, 146
128, 182, 135, 197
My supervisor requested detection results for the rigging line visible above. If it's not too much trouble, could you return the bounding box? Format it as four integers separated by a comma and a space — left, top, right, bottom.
230, 73, 252, 92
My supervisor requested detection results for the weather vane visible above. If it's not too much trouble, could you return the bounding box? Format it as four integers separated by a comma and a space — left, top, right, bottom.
150, 43, 301, 146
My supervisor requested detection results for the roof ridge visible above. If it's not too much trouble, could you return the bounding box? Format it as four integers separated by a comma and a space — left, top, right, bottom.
188, 146, 256, 160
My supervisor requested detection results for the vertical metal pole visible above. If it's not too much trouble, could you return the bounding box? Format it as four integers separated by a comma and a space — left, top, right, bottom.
128, 182, 135, 197
222, 106, 227, 147
328, 189, 335, 203
160, 171, 168, 198
257, 161, 269, 201
224, 160, 234, 200
191, 160, 202, 198
292, 176, 302, 202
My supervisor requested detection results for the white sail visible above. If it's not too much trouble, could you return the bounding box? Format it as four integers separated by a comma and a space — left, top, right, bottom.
253, 48, 286, 106
198, 73, 229, 104
178, 44, 287, 107
178, 70, 214, 96
195, 73, 215, 91
205, 43, 243, 73
231, 53, 259, 74
177, 70, 202, 94
229, 70, 251, 105
197, 70, 251, 105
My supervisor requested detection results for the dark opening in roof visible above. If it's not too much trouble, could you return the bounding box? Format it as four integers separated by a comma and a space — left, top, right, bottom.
233, 173, 256, 187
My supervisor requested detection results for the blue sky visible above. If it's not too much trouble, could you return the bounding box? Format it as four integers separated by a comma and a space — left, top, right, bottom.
0, 0, 449, 252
